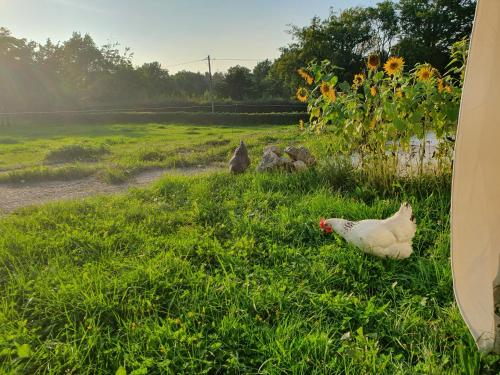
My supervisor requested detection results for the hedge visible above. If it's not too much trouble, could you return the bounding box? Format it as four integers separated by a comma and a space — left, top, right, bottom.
1, 111, 308, 126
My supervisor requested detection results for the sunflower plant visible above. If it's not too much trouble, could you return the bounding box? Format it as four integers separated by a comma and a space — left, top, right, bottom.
297, 47, 463, 175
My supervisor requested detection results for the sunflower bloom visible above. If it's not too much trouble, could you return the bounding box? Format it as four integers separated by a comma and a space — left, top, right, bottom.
320, 82, 336, 102
370, 86, 377, 97
445, 85, 452, 93
367, 54, 380, 70
326, 86, 337, 102
353, 73, 365, 87
320, 82, 330, 96
396, 88, 403, 98
298, 68, 314, 85
437, 78, 444, 93
384, 57, 404, 76
417, 66, 433, 81
296, 87, 308, 102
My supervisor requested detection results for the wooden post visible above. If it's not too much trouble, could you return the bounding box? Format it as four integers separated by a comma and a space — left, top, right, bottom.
207, 55, 215, 114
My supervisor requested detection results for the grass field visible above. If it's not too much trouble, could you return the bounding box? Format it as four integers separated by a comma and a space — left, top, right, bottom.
0, 122, 294, 184
1, 122, 499, 373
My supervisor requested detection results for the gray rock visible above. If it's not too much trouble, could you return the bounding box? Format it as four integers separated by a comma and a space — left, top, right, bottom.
257, 150, 282, 172
284, 146, 300, 161
229, 141, 251, 173
293, 160, 308, 171
285, 145, 316, 166
264, 145, 282, 156
279, 156, 294, 171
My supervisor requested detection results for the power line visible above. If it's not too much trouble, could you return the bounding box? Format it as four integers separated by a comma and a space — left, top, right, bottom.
164, 58, 207, 68
164, 57, 265, 68
212, 58, 263, 62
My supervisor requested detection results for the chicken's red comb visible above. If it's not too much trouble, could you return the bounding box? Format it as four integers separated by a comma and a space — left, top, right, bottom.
319, 218, 326, 229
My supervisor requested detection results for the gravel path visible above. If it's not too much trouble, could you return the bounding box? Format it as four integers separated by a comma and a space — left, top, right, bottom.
0, 166, 222, 213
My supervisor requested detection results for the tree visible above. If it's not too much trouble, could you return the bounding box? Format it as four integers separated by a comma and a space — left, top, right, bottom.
137, 62, 170, 97
273, 8, 373, 94
171, 71, 208, 98
224, 65, 254, 100
395, 0, 476, 71
367, 1, 400, 60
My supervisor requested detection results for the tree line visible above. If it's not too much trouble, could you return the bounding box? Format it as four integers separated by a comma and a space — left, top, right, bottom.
0, 0, 475, 112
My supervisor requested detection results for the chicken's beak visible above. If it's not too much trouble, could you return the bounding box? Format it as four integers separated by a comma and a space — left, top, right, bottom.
320, 218, 333, 234
319, 218, 326, 230
319, 218, 332, 233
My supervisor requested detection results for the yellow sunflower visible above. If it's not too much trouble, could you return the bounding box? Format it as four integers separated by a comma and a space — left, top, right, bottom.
395, 88, 403, 98
384, 56, 404, 76
297, 68, 314, 85
367, 54, 380, 70
417, 66, 433, 81
444, 85, 452, 93
296, 87, 308, 102
437, 78, 444, 93
320, 82, 330, 96
370, 86, 377, 97
320, 82, 336, 102
353, 73, 365, 86
326, 86, 337, 102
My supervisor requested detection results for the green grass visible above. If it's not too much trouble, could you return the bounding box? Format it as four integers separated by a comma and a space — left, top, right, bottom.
1, 155, 499, 373
44, 143, 110, 163
0, 122, 294, 184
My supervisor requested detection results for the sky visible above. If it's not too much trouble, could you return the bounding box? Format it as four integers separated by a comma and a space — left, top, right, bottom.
1, 0, 379, 73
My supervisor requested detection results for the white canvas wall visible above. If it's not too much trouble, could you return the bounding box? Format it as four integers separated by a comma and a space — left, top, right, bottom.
451, 0, 500, 353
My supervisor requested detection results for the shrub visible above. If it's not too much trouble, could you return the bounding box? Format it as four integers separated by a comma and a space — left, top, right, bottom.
10, 112, 308, 126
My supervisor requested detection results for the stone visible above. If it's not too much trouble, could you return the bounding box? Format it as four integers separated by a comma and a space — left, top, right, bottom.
285, 145, 316, 166
264, 145, 282, 156
284, 146, 300, 161
293, 160, 308, 171
257, 150, 282, 172
229, 141, 251, 173
279, 156, 294, 171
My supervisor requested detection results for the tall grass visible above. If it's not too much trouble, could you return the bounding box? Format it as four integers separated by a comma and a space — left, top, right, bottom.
1, 163, 498, 373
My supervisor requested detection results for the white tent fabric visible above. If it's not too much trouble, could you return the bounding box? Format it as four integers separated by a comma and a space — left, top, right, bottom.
451, 0, 500, 353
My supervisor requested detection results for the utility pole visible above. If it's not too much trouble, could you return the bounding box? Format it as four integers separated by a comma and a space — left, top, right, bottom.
207, 55, 215, 114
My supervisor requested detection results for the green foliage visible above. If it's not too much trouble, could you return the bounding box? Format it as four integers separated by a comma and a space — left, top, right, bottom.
0, 29, 289, 111
298, 45, 465, 175
395, 0, 476, 71
274, 0, 475, 94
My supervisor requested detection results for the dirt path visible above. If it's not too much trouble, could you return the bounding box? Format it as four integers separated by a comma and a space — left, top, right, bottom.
0, 165, 222, 213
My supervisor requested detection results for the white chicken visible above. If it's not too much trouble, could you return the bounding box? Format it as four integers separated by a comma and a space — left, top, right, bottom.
319, 203, 416, 259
